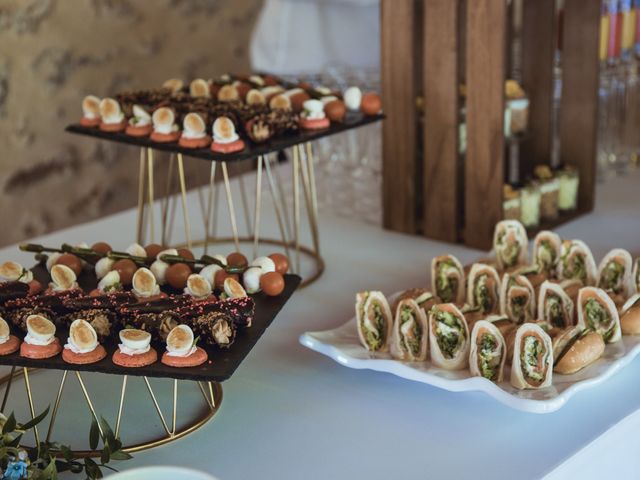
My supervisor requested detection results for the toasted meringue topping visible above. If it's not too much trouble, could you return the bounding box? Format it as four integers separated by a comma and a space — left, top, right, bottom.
119, 328, 151, 355
260, 86, 284, 98
25, 314, 56, 345
82, 95, 101, 119
315, 85, 332, 96
182, 112, 207, 139
0, 261, 30, 282
190, 78, 210, 98
321, 95, 338, 105
269, 94, 292, 111
224, 277, 247, 299
98, 270, 120, 292
65, 319, 98, 354
132, 267, 160, 298
246, 89, 266, 106
284, 88, 304, 98
303, 99, 325, 120
0, 317, 10, 344
50, 264, 78, 291
163, 78, 184, 93
99, 98, 124, 124
184, 274, 212, 299
129, 105, 151, 126
152, 107, 178, 134
212, 117, 239, 144
166, 325, 196, 357
218, 84, 239, 102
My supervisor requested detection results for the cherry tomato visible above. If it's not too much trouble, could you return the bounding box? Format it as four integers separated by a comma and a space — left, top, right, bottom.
165, 263, 192, 290
268, 253, 289, 275
55, 253, 83, 276
177, 248, 195, 261
144, 243, 164, 259
214, 270, 239, 289
227, 252, 248, 268
111, 259, 137, 286
260, 271, 285, 296
91, 242, 112, 255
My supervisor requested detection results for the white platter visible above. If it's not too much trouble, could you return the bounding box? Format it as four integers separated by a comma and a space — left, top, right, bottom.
300, 297, 640, 414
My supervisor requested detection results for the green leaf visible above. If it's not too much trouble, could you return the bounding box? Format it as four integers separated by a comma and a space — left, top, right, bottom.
85, 457, 102, 479
3, 412, 16, 433
60, 445, 72, 461
7, 432, 22, 447
89, 418, 100, 451
20, 406, 50, 431
100, 445, 110, 464
109, 450, 132, 460
69, 463, 84, 474
99, 417, 116, 446
41, 456, 58, 480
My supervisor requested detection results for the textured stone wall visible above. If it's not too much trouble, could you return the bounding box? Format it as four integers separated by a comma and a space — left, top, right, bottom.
0, 0, 262, 246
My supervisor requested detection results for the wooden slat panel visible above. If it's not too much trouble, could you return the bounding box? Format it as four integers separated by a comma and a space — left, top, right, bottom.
423, 0, 459, 242
520, 0, 557, 179
464, 0, 507, 249
381, 0, 417, 233
559, 0, 600, 212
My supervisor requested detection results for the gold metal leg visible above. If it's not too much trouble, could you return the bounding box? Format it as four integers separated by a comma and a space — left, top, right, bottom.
204, 162, 218, 255
298, 144, 320, 257
161, 154, 175, 246
147, 148, 156, 244
197, 381, 214, 410
292, 147, 301, 274
176, 153, 192, 250
115, 375, 128, 438
143, 377, 171, 436
253, 155, 263, 258
172, 379, 178, 435
207, 382, 216, 409
136, 148, 147, 245
1, 365, 15, 412
264, 154, 290, 259
221, 162, 241, 252
273, 153, 293, 242
237, 171, 253, 237
304, 142, 321, 255
45, 370, 68, 443
23, 368, 40, 446
75, 371, 104, 438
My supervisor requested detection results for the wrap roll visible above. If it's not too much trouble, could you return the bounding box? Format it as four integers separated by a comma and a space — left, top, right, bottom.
510, 323, 553, 390
559, 240, 597, 286
469, 320, 506, 382
390, 298, 428, 361
187, 311, 236, 348
620, 294, 640, 335
633, 258, 640, 294
493, 220, 528, 271
532, 230, 561, 279
577, 287, 621, 343
596, 248, 634, 299
428, 303, 469, 370
499, 274, 535, 324
391, 289, 437, 316
538, 281, 575, 329
356, 291, 393, 352
552, 325, 605, 374
431, 255, 465, 304
467, 264, 501, 315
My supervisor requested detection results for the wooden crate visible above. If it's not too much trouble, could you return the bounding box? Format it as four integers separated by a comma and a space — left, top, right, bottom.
380, 0, 600, 249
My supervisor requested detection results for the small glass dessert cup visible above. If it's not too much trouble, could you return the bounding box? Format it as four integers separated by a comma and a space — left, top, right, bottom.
502, 184, 522, 221
520, 183, 541, 229
535, 165, 560, 221
558, 166, 580, 211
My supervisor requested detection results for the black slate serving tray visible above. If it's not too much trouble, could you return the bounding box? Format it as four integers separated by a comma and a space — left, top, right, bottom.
0, 264, 300, 382
66, 112, 384, 162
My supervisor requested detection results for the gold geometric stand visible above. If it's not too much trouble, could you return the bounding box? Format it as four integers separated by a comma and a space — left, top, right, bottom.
1, 367, 221, 458
137, 141, 325, 287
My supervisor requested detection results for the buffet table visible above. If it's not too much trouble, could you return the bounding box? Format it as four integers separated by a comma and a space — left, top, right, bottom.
2, 168, 639, 480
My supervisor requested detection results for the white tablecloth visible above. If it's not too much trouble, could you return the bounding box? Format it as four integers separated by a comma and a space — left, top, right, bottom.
2, 168, 639, 480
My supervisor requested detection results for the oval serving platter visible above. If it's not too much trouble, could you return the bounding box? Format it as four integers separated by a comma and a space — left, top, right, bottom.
299, 293, 640, 414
